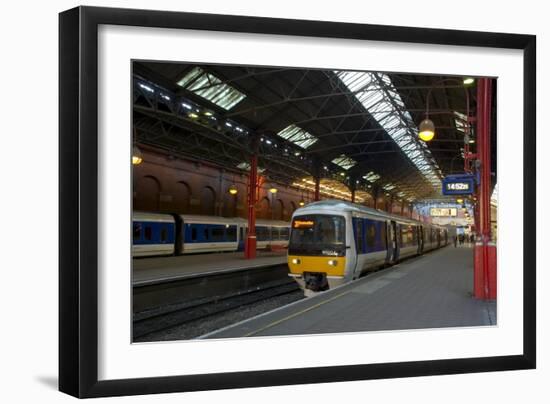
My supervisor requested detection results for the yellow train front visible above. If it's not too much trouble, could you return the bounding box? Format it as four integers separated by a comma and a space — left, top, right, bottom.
287, 200, 449, 294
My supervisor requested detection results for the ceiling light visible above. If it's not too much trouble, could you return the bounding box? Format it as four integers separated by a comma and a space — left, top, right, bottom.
418, 118, 435, 142
132, 145, 143, 165
463, 77, 475, 85
228, 184, 238, 195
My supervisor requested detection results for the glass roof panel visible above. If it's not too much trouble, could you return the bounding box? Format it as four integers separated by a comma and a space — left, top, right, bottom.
363, 171, 381, 182
454, 111, 468, 133
236, 162, 265, 173
277, 124, 318, 149
335, 70, 442, 193
177, 67, 246, 110
331, 154, 357, 170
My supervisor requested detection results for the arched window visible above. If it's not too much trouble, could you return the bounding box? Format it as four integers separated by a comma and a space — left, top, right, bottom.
173, 181, 191, 213
257, 196, 270, 219
274, 199, 284, 221
200, 186, 216, 215
134, 175, 161, 212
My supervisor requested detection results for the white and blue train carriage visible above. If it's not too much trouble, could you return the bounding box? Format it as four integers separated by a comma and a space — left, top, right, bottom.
287, 200, 449, 293
254, 219, 291, 250
132, 212, 176, 257
132, 211, 291, 258
178, 214, 245, 254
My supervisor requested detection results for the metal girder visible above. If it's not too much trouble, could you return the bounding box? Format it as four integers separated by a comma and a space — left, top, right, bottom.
133, 64, 473, 203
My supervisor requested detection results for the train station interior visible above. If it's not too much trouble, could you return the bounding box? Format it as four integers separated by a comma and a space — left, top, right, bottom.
131, 61, 497, 342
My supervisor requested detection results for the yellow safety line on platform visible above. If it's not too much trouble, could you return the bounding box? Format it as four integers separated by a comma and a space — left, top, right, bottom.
244, 290, 352, 337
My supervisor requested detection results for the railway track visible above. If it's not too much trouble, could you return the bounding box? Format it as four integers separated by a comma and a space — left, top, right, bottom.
133, 264, 302, 340
133, 279, 301, 342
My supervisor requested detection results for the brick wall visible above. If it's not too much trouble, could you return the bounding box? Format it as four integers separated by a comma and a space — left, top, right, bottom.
132, 149, 411, 220
133, 149, 310, 221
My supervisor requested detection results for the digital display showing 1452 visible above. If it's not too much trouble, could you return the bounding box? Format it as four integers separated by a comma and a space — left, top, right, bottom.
445, 182, 471, 192
442, 174, 475, 195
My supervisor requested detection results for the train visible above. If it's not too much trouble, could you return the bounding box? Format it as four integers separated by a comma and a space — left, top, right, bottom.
287, 200, 452, 293
132, 211, 290, 257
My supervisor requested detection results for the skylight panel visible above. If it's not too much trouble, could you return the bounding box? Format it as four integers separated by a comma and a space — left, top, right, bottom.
383, 183, 396, 191
363, 171, 381, 182
277, 124, 318, 149
177, 67, 246, 110
335, 70, 442, 192
454, 111, 467, 133
236, 162, 265, 173
331, 154, 357, 170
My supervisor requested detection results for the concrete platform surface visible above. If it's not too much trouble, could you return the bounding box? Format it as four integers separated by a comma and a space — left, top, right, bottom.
201, 245, 496, 339
133, 250, 287, 285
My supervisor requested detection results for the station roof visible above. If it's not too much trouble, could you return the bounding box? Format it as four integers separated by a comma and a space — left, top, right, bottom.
133, 61, 497, 203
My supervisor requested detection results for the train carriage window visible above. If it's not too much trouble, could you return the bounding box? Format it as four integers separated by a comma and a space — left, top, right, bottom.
211, 227, 225, 242
257, 226, 269, 241
239, 227, 244, 242
272, 228, 281, 241
317, 216, 345, 244
144, 225, 152, 241
191, 226, 197, 242
226, 226, 237, 242
280, 227, 289, 240
354, 219, 364, 253
204, 227, 210, 241
366, 222, 376, 249
160, 226, 168, 242
380, 223, 387, 248
133, 223, 141, 242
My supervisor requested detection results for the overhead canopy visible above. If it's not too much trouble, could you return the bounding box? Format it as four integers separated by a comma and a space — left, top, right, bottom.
133, 61, 496, 203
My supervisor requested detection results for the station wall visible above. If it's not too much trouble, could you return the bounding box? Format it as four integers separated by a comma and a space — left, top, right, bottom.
133, 148, 413, 221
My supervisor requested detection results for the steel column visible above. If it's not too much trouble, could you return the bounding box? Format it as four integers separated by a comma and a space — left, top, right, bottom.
474, 78, 496, 299
244, 150, 258, 259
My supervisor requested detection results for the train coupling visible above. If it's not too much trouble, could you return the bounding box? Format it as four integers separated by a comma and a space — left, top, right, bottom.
303, 272, 329, 292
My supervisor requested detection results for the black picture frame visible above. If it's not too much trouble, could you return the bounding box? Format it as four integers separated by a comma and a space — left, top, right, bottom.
59, 6, 536, 398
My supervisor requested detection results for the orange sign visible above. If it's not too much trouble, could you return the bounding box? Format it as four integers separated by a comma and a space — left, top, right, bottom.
293, 220, 314, 228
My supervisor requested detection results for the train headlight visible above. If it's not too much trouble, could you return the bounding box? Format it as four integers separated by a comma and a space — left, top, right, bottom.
291, 258, 301, 265
328, 259, 338, 266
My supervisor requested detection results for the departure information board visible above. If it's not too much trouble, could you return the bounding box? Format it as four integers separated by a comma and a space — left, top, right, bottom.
442, 174, 476, 195
430, 208, 458, 217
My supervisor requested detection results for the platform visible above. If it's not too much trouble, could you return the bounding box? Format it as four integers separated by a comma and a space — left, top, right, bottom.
133, 250, 287, 286
201, 245, 496, 339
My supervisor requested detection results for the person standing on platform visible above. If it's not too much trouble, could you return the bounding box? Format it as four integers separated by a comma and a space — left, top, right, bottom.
454, 234, 458, 248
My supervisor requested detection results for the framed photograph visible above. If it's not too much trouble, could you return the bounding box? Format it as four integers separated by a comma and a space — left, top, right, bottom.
59, 6, 536, 398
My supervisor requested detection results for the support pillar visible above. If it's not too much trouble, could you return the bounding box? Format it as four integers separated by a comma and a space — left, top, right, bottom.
244, 147, 258, 259
473, 78, 496, 299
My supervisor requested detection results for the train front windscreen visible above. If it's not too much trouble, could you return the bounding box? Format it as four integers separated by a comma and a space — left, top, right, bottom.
289, 215, 346, 256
